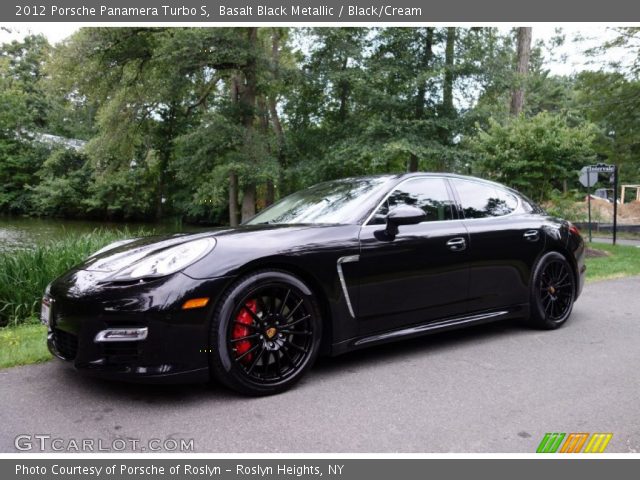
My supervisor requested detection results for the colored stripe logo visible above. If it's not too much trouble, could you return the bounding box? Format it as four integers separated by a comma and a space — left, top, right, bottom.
584, 433, 613, 453
537, 433, 612, 453
537, 433, 565, 453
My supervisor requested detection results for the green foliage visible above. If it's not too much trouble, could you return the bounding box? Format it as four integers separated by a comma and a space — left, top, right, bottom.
0, 228, 151, 326
0, 140, 49, 213
575, 71, 640, 183
2, 27, 640, 223
545, 190, 588, 223
82, 155, 159, 220
0, 324, 50, 369
0, 35, 51, 129
30, 148, 92, 217
0, 35, 54, 213
470, 112, 598, 201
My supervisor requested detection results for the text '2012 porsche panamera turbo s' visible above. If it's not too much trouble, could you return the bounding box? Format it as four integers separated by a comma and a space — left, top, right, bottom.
42, 173, 585, 395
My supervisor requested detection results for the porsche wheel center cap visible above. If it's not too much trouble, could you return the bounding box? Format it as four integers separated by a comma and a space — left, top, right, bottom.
265, 327, 277, 339
548, 286, 556, 294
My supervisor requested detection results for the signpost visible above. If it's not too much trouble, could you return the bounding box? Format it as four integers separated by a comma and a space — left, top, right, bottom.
579, 167, 598, 242
580, 163, 618, 245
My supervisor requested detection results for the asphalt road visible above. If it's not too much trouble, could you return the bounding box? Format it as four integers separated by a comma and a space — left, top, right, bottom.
1, 277, 639, 453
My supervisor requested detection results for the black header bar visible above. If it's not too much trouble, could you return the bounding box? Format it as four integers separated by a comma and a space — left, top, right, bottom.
4, 0, 640, 22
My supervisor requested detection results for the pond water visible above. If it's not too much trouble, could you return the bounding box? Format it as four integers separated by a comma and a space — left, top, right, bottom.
0, 216, 206, 250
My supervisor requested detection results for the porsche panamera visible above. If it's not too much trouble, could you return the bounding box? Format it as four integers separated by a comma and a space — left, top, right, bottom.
42, 173, 585, 395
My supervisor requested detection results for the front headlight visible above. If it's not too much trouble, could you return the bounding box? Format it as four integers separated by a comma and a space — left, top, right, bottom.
109, 237, 216, 281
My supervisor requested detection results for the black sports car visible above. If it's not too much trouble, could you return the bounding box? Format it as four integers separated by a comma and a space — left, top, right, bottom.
42, 173, 585, 395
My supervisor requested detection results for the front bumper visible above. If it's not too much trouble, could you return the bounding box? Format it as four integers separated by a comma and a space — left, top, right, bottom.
46, 272, 233, 384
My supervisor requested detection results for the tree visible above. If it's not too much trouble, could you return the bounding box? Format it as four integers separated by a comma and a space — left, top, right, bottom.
471, 112, 597, 201
511, 27, 532, 115
30, 148, 92, 217
5, 27, 621, 223
52, 27, 277, 223
0, 35, 53, 213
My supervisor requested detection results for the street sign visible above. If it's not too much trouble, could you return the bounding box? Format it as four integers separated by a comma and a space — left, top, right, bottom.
579, 167, 598, 187
580, 162, 619, 245
587, 163, 615, 173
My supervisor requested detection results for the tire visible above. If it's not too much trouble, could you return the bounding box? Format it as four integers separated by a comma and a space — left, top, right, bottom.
209, 270, 322, 396
528, 251, 576, 329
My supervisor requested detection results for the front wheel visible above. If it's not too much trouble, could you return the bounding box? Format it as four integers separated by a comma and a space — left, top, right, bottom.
209, 270, 322, 396
528, 252, 576, 329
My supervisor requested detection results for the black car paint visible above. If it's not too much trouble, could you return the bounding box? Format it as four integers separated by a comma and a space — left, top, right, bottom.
46, 173, 586, 383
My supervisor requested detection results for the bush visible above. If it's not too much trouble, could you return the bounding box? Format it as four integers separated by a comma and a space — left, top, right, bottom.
0, 228, 151, 327
545, 191, 588, 222
470, 112, 598, 202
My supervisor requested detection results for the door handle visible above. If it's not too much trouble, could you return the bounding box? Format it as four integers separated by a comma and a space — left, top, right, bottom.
446, 237, 467, 252
524, 230, 540, 242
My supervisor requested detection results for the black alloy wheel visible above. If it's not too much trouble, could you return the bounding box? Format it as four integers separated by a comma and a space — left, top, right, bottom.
209, 270, 322, 395
529, 251, 576, 329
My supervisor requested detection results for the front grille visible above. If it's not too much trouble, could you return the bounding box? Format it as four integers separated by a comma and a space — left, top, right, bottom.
53, 328, 78, 360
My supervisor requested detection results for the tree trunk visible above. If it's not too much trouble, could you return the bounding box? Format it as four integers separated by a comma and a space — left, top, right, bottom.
257, 95, 275, 207
229, 171, 239, 227
265, 181, 275, 206
269, 28, 286, 198
443, 27, 456, 119
338, 55, 349, 122
155, 152, 167, 220
241, 184, 256, 221
409, 28, 434, 173
437, 27, 457, 166
228, 75, 242, 226
269, 29, 285, 143
240, 27, 259, 223
408, 155, 419, 172
240, 28, 258, 123
414, 27, 433, 120
269, 97, 286, 200
510, 27, 532, 116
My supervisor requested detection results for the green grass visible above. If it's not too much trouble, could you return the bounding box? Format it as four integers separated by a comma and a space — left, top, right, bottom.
585, 242, 640, 282
0, 228, 151, 327
0, 323, 50, 368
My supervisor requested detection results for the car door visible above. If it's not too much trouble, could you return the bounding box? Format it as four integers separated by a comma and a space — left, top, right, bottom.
356, 177, 471, 335
449, 178, 546, 313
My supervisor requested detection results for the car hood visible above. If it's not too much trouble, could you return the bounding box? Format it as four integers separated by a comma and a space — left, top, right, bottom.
81, 231, 212, 274
79, 223, 342, 275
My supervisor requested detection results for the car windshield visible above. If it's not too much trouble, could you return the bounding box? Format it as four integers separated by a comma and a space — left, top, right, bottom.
245, 177, 392, 225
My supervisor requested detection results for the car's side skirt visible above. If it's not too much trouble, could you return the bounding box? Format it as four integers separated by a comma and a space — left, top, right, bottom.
330, 304, 528, 355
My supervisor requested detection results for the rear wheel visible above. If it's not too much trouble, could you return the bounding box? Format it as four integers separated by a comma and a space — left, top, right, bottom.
209, 270, 322, 396
528, 252, 576, 329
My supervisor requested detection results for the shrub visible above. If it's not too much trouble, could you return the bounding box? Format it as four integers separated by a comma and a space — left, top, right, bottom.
0, 228, 150, 326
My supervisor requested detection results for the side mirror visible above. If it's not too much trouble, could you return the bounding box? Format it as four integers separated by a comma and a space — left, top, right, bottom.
383, 205, 426, 239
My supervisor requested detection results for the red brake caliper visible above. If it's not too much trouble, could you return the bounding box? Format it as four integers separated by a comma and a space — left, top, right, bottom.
233, 299, 257, 363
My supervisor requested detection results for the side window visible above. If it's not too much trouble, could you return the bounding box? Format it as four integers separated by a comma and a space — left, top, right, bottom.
453, 179, 518, 219
369, 178, 455, 225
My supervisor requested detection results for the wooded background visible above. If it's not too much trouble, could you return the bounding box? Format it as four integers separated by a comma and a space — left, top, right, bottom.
1, 27, 639, 225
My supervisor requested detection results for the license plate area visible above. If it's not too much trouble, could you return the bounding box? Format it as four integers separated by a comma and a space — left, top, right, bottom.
40, 298, 52, 326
